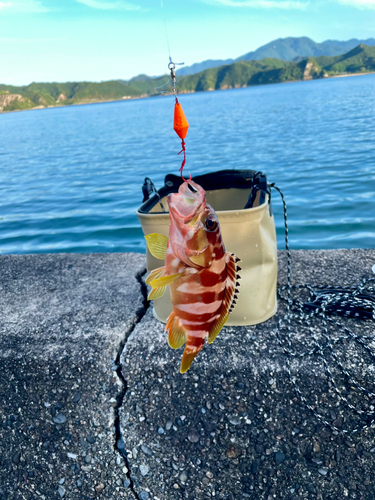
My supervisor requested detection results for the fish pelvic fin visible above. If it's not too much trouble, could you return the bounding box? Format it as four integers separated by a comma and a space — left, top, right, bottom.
166, 312, 187, 350
207, 252, 241, 344
145, 233, 169, 260
145, 266, 166, 285
180, 337, 205, 373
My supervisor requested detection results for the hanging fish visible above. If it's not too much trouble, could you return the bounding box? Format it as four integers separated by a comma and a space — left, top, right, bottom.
145, 180, 241, 373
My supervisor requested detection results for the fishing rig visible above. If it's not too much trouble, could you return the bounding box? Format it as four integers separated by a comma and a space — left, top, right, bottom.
158, 0, 190, 181
169, 60, 190, 181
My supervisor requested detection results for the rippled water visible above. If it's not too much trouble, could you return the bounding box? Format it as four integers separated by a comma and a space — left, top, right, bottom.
1, 74, 375, 254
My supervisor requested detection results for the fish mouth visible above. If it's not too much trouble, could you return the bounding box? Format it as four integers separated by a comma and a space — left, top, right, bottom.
167, 181, 205, 221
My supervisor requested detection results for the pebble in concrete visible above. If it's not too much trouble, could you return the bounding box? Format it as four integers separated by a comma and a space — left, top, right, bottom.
53, 413, 67, 424
141, 444, 153, 456
274, 451, 286, 465
140, 464, 149, 476
187, 427, 200, 443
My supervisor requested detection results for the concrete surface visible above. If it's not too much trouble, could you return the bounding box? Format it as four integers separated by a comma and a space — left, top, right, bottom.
120, 250, 375, 500
0, 253, 147, 500
1, 250, 375, 500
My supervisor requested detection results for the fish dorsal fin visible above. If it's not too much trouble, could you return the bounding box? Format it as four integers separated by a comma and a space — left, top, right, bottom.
148, 286, 167, 301
145, 233, 169, 260
145, 266, 166, 286
150, 271, 186, 289
208, 252, 241, 344
166, 312, 187, 349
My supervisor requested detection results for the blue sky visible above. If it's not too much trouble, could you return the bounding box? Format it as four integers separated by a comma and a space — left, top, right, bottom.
1, 0, 374, 85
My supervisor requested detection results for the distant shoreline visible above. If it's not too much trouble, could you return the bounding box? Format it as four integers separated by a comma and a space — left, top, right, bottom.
330, 71, 375, 79
2, 71, 374, 115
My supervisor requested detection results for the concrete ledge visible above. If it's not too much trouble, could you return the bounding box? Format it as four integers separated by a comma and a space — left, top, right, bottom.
120, 250, 375, 500
1, 250, 375, 500
0, 253, 146, 500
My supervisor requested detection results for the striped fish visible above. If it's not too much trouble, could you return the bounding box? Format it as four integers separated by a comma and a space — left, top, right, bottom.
145, 180, 241, 373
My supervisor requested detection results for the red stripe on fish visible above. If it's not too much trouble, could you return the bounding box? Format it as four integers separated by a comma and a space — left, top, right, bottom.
199, 269, 227, 287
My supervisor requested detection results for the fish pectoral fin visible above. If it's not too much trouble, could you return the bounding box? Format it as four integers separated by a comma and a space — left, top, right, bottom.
148, 285, 167, 300
145, 233, 169, 260
166, 312, 187, 349
208, 252, 240, 344
150, 271, 186, 288
145, 266, 166, 285
146, 267, 184, 302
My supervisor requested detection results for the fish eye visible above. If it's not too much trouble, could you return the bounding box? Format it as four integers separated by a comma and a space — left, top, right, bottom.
187, 183, 197, 193
205, 216, 218, 232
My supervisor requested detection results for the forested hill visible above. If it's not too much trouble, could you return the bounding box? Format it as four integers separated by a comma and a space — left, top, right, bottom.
176, 44, 375, 92
0, 77, 168, 113
1, 44, 374, 113
176, 36, 375, 76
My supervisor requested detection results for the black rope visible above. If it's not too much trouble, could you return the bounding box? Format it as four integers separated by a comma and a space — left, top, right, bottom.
270, 183, 375, 434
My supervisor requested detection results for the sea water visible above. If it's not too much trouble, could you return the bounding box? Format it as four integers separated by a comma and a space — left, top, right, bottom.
0, 74, 374, 254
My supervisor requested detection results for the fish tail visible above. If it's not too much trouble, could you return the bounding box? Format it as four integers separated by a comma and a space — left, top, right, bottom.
180, 336, 205, 373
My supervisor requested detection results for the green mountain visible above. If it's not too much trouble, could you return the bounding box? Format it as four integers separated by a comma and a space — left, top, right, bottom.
175, 59, 234, 77
1, 44, 374, 113
176, 36, 375, 76
238, 36, 375, 62
317, 44, 375, 74
0, 81, 138, 112
176, 58, 291, 92
0, 77, 167, 112
175, 44, 375, 93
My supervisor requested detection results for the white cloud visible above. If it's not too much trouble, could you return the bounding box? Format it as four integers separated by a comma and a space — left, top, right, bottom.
75, 0, 140, 10
338, 0, 375, 8
203, 0, 308, 8
0, 0, 48, 12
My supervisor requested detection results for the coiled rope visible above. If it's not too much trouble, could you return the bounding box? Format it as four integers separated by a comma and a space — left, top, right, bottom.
271, 184, 375, 434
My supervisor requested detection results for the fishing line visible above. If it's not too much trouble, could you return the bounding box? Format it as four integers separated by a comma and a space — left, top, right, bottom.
154, 79, 172, 96
271, 183, 375, 434
158, 0, 190, 181
160, 0, 172, 63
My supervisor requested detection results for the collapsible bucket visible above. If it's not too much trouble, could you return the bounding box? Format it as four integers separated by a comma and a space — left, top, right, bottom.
137, 170, 277, 326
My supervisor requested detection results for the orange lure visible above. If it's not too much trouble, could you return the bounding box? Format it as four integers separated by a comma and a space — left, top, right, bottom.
173, 98, 189, 180
173, 100, 189, 139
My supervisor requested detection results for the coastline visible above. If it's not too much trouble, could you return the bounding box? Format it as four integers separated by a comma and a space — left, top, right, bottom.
0, 93, 151, 115
330, 71, 375, 78
1, 71, 374, 115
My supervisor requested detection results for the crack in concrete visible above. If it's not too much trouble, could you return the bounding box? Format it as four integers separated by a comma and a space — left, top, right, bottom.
114, 269, 149, 500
